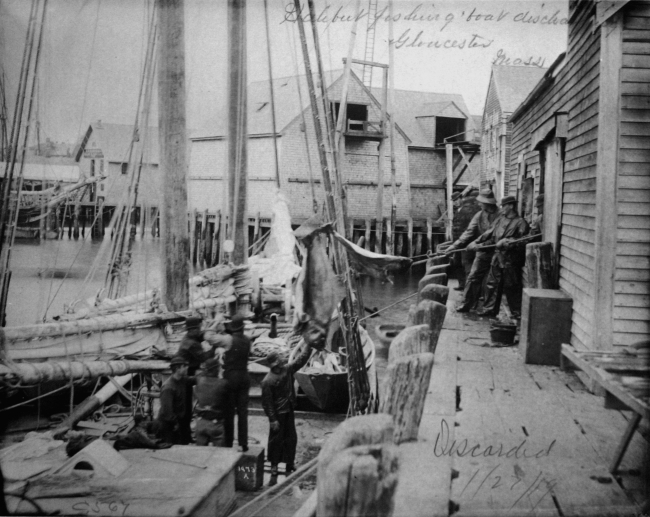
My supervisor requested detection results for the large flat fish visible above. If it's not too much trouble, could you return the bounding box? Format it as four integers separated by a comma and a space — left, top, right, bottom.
293, 227, 346, 345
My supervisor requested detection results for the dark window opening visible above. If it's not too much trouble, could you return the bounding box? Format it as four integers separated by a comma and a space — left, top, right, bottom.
121, 162, 128, 175
331, 103, 368, 131
90, 159, 95, 176
436, 117, 465, 145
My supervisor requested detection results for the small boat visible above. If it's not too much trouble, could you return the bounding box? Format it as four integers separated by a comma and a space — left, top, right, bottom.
294, 325, 376, 413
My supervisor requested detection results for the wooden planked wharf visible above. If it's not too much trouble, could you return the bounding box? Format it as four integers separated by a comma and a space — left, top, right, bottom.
392, 290, 647, 516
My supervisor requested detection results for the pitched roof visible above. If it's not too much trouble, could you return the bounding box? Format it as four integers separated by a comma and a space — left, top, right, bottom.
372, 88, 476, 148
86, 122, 159, 164
192, 71, 476, 149
491, 66, 548, 114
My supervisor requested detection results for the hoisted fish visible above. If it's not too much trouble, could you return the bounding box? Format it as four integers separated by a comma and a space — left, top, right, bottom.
292, 221, 346, 345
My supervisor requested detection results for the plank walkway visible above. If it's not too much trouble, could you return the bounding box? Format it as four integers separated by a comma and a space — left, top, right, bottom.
394, 288, 648, 517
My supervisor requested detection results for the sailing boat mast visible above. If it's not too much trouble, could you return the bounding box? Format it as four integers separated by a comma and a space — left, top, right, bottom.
156, 0, 189, 311
228, 0, 248, 266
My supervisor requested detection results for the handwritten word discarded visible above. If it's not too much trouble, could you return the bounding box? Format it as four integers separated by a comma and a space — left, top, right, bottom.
391, 30, 493, 50
458, 464, 557, 512
492, 49, 546, 68
433, 419, 557, 458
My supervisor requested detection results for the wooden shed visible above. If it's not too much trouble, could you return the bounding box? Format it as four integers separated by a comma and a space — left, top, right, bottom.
508, 0, 650, 351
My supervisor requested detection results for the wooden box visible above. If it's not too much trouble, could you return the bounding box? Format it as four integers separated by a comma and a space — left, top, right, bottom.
519, 289, 572, 366
235, 445, 264, 491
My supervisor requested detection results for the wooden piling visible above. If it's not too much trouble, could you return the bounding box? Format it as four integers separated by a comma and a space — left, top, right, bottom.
189, 209, 197, 265
415, 230, 422, 258
419, 284, 449, 305
201, 209, 209, 265
387, 324, 432, 362
317, 414, 397, 517
397, 231, 403, 256
426, 217, 433, 253
418, 273, 448, 293
425, 264, 448, 277
380, 353, 435, 443
212, 210, 221, 266
426, 256, 448, 269
407, 299, 447, 354
407, 217, 413, 258
375, 218, 383, 254
364, 218, 371, 251
385, 221, 392, 255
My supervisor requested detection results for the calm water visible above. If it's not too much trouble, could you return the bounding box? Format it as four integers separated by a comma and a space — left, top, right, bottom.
6, 237, 424, 327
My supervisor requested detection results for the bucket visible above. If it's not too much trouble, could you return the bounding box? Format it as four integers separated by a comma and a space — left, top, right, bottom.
489, 322, 517, 345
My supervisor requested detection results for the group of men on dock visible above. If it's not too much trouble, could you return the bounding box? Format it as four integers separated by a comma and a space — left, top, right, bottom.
155, 314, 317, 486
447, 188, 542, 319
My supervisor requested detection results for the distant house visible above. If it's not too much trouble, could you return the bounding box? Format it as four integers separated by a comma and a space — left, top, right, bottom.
508, 1, 650, 351
189, 70, 480, 250
480, 65, 547, 200
76, 120, 160, 207
381, 89, 481, 223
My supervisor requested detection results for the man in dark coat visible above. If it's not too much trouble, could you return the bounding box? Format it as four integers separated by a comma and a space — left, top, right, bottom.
221, 313, 252, 451
194, 358, 228, 447
156, 355, 190, 445
473, 196, 530, 318
448, 190, 499, 312
261, 341, 313, 486
450, 189, 481, 290
176, 316, 217, 443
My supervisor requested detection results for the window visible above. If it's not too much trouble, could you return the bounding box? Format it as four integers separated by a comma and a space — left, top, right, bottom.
121, 163, 128, 175
90, 160, 95, 176
435, 117, 465, 145
331, 102, 368, 131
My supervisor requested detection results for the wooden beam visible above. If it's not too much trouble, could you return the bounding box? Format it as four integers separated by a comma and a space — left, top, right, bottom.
342, 57, 389, 69
445, 144, 454, 241
593, 13, 622, 350
453, 148, 478, 186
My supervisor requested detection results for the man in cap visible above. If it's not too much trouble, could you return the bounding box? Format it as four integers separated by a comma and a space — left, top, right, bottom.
156, 355, 190, 445
261, 340, 314, 486
194, 358, 228, 447
472, 195, 529, 318
220, 313, 252, 452
449, 189, 481, 291
447, 189, 499, 312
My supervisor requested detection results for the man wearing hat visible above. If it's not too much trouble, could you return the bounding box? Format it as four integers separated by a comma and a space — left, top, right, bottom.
194, 358, 228, 447
449, 189, 481, 291
261, 340, 314, 486
447, 189, 499, 312
156, 355, 190, 445
471, 195, 530, 318
221, 313, 252, 452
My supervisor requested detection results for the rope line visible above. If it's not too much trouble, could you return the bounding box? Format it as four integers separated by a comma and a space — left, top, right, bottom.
359, 290, 419, 322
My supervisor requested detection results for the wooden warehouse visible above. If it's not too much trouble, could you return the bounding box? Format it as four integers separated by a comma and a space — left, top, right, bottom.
508, 0, 650, 350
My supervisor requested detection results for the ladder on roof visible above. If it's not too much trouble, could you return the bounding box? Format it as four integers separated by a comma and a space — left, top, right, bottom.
362, 0, 378, 86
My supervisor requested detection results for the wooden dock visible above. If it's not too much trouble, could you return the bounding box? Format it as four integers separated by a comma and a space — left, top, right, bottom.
393, 295, 648, 516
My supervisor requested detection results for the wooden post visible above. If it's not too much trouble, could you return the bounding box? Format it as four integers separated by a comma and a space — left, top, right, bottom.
252, 211, 260, 256
317, 414, 397, 517
189, 209, 197, 266
524, 242, 555, 289
212, 210, 221, 266
139, 204, 146, 238
445, 143, 454, 241
406, 299, 447, 354
419, 284, 449, 305
396, 230, 403, 256
364, 218, 371, 251
375, 217, 383, 254
347, 219, 354, 244
201, 209, 209, 265
385, 220, 392, 256
39, 180, 46, 239
387, 324, 432, 362
380, 353, 435, 443
407, 217, 413, 258
426, 217, 433, 253
205, 221, 213, 267
418, 272, 447, 289
97, 199, 104, 238
157, 0, 190, 311
425, 264, 448, 277
415, 228, 422, 257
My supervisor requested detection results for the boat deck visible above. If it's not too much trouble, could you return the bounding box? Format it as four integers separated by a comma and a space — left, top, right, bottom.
5, 444, 241, 516
392, 292, 649, 516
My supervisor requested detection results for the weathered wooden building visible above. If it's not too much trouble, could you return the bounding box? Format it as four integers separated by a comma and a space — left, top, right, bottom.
508, 0, 650, 350
189, 70, 480, 254
480, 65, 547, 199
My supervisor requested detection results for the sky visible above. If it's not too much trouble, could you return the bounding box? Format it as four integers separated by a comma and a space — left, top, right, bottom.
0, 0, 569, 145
